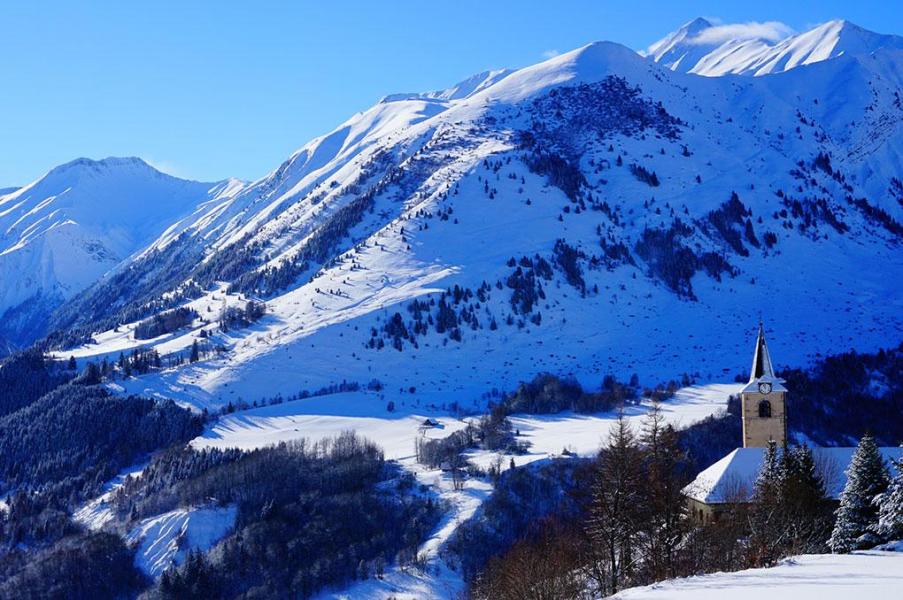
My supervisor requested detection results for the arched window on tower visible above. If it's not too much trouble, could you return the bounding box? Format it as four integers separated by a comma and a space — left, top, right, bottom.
758, 400, 772, 418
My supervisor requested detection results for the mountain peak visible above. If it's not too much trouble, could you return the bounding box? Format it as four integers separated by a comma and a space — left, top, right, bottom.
44, 156, 159, 179
683, 17, 715, 34
647, 18, 903, 77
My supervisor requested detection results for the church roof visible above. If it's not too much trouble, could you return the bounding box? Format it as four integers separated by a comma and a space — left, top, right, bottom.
683, 446, 902, 504
749, 323, 775, 381
741, 322, 788, 393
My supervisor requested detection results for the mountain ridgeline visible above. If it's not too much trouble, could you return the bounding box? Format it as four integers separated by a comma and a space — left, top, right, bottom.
0, 19, 900, 410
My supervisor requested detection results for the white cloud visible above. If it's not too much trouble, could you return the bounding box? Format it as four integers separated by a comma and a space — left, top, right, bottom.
690, 21, 794, 45
541, 49, 560, 59
144, 157, 187, 179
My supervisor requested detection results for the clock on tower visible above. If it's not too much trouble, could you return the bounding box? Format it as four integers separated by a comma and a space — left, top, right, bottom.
740, 322, 787, 448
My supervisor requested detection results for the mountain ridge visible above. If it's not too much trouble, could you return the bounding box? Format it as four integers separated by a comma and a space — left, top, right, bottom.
3, 19, 900, 412
37, 21, 902, 411
647, 17, 903, 76
0, 158, 237, 350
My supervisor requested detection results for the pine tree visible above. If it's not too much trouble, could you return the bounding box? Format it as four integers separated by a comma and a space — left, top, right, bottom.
873, 445, 903, 542
781, 445, 831, 554
587, 414, 645, 594
829, 434, 890, 552
190, 340, 200, 363
748, 440, 783, 564
638, 403, 687, 580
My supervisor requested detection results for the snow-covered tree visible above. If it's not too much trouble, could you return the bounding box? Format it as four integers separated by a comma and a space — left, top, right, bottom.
872, 445, 903, 542
754, 440, 781, 499
828, 434, 890, 552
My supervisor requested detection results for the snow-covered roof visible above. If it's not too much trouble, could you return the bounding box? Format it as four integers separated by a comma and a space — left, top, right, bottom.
683, 446, 902, 504
741, 323, 788, 393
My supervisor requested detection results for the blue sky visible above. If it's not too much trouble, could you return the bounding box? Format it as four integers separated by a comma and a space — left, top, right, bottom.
2, 1, 900, 185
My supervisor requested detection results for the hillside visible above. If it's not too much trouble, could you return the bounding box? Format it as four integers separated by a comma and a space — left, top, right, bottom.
39, 22, 903, 412
4, 15, 903, 599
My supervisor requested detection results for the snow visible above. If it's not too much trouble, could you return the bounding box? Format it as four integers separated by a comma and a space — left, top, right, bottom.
187, 383, 735, 598
50, 17, 903, 416
126, 505, 237, 578
0, 157, 239, 346
73, 461, 148, 530
4, 15, 902, 600
647, 18, 903, 77
315, 477, 492, 600
612, 550, 903, 599
193, 383, 737, 460
684, 446, 903, 504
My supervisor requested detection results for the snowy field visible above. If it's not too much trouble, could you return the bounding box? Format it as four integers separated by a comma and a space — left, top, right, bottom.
613, 550, 903, 600
192, 384, 740, 464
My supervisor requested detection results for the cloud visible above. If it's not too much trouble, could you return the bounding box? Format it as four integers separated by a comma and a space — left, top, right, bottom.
690, 21, 794, 45
541, 49, 561, 59
144, 157, 188, 179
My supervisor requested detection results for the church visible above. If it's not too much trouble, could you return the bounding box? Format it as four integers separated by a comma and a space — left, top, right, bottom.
683, 323, 900, 522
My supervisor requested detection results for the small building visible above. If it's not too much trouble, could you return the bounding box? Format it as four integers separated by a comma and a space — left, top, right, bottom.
684, 446, 902, 522
683, 323, 901, 522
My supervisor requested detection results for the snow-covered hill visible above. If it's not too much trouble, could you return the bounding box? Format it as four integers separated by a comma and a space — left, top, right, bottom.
38, 20, 903, 413
646, 18, 903, 76
0, 158, 242, 350
612, 548, 903, 599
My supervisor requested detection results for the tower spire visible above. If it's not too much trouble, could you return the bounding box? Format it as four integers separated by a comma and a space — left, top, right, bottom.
749, 321, 775, 382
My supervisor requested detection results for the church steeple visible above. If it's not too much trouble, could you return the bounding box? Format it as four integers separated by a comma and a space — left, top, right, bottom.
740, 322, 788, 448
749, 321, 775, 382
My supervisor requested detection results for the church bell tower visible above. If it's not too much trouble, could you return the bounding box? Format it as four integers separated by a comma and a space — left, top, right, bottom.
740, 322, 787, 448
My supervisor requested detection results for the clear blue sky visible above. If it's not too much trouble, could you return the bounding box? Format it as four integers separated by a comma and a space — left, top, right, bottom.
2, 0, 900, 185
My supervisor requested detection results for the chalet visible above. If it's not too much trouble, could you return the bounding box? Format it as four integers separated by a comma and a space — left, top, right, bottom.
683, 323, 901, 522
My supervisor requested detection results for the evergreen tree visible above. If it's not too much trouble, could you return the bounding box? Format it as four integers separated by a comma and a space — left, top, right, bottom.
748, 440, 783, 564
873, 445, 903, 542
829, 434, 890, 552
638, 403, 687, 581
781, 445, 831, 554
587, 414, 644, 594
189, 340, 200, 363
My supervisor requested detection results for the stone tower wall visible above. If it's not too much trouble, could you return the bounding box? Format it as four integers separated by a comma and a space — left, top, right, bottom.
741, 390, 787, 447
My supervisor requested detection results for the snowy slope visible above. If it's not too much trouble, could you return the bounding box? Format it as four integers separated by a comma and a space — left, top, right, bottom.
612, 549, 903, 600
191, 384, 739, 460
0, 158, 241, 348
126, 505, 237, 578
381, 68, 515, 103
648, 18, 903, 76
44, 22, 903, 417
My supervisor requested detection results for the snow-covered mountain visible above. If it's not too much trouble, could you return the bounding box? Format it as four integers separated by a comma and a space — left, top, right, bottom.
0, 158, 242, 349
29, 20, 903, 411
647, 18, 903, 76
